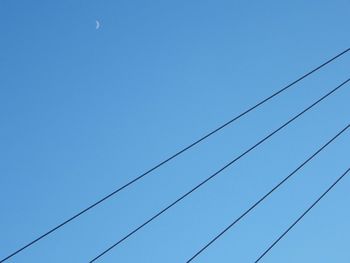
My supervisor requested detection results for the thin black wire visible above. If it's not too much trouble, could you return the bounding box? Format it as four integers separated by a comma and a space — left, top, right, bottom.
89, 78, 350, 262
1, 49, 349, 263
186, 123, 350, 262
255, 167, 350, 262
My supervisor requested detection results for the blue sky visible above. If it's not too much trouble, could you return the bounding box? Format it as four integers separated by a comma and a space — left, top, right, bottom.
0, 0, 350, 262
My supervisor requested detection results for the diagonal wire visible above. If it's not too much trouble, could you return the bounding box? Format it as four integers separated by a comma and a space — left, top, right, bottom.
88, 78, 350, 262
186, 123, 350, 262
255, 167, 350, 262
2, 49, 348, 263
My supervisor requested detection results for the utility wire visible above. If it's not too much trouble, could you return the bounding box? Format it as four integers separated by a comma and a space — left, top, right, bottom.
89, 78, 350, 262
255, 167, 350, 262
1, 49, 349, 263
186, 123, 350, 262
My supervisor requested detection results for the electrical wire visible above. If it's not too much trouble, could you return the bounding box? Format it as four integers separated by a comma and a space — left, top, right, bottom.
88, 78, 350, 262
2, 49, 348, 263
255, 167, 350, 262
186, 123, 350, 262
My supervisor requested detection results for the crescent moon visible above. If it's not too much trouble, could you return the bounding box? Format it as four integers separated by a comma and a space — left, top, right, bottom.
95, 20, 100, 29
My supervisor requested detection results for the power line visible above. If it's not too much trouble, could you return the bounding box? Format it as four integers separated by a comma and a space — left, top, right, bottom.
1, 49, 348, 263
88, 78, 350, 262
186, 123, 350, 262
255, 167, 350, 262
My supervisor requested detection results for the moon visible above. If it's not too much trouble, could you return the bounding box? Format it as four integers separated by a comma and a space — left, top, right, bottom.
95, 20, 100, 30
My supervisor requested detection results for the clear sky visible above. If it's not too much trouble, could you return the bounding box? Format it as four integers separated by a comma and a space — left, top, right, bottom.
1, 1, 350, 262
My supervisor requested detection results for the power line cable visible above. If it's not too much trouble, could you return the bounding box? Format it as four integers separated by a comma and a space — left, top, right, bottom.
186, 123, 350, 262
1, 48, 349, 262
255, 167, 350, 262
88, 78, 350, 262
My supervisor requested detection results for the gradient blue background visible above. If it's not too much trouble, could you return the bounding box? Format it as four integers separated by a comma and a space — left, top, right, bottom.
1, 1, 350, 262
